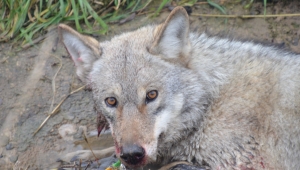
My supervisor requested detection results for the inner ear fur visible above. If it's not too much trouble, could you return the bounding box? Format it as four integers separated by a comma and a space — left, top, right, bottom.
58, 24, 101, 83
58, 24, 101, 58
149, 6, 191, 66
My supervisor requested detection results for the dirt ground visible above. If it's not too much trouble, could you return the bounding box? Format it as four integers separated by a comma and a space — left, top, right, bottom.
0, 1, 300, 169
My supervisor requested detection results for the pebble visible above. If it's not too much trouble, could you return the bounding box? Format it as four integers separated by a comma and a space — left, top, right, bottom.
6, 143, 14, 150
58, 124, 77, 141
73, 126, 83, 139
9, 155, 18, 163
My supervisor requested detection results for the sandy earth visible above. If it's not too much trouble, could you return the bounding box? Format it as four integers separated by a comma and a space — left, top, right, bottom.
0, 1, 300, 169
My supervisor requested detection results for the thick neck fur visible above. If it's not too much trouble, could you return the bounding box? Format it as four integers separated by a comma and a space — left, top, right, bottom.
156, 32, 300, 167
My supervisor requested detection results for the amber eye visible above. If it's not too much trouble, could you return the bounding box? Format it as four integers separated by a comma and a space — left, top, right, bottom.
105, 97, 117, 107
146, 90, 158, 103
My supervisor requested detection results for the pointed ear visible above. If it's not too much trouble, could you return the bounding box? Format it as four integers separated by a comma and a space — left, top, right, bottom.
58, 24, 101, 83
149, 7, 190, 63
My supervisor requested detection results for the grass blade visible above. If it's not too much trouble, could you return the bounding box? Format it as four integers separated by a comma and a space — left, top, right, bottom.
264, 0, 267, 15
84, 0, 108, 34
207, 0, 226, 15
59, 0, 66, 17
78, 0, 92, 29
154, 0, 170, 17
8, 0, 31, 38
70, 0, 82, 32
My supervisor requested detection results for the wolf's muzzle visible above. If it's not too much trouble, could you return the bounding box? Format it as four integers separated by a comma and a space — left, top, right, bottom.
120, 144, 145, 165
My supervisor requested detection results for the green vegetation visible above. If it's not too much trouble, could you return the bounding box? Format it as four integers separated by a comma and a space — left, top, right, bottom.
0, 0, 269, 45
0, 0, 168, 44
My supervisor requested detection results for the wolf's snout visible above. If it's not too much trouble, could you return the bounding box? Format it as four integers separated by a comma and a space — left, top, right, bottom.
120, 144, 145, 165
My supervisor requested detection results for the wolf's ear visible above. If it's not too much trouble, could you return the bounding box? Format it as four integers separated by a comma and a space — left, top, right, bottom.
149, 7, 190, 63
58, 24, 101, 83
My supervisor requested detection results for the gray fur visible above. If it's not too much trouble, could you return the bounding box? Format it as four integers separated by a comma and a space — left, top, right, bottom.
58, 6, 300, 170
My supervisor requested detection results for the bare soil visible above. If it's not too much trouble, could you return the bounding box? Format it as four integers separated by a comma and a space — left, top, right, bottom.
0, 1, 300, 169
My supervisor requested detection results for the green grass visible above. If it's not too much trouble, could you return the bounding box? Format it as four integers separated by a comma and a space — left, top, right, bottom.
0, 0, 268, 45
0, 0, 169, 45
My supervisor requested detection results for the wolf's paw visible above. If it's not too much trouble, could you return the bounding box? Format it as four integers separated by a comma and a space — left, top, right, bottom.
57, 150, 96, 162
169, 164, 208, 170
57, 147, 115, 162
158, 161, 209, 170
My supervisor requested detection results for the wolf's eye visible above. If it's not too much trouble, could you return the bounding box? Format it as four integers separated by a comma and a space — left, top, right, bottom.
146, 90, 158, 103
105, 97, 117, 107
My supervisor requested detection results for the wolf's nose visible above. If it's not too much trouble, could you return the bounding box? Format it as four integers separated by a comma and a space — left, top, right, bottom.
120, 144, 145, 165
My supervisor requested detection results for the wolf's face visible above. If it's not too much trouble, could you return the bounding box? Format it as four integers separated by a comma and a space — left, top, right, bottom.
59, 7, 205, 168
90, 40, 187, 167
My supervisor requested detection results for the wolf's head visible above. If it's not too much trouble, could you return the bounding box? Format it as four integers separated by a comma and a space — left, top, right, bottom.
59, 7, 207, 168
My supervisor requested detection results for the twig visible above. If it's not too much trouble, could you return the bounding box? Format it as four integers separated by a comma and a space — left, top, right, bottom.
83, 133, 100, 166
137, 8, 168, 16
115, 0, 121, 10
195, 2, 208, 5
33, 85, 86, 136
79, 159, 82, 170
93, 1, 104, 5
48, 53, 62, 118
84, 161, 91, 170
191, 13, 300, 18
119, 13, 136, 25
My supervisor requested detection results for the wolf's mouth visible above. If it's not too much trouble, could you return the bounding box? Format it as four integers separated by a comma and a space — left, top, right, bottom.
114, 141, 148, 168
122, 156, 148, 169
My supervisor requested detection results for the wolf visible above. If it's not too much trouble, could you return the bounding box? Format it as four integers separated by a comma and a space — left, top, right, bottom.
58, 6, 300, 170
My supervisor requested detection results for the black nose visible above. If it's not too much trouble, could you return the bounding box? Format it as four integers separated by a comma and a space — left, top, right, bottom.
120, 144, 145, 165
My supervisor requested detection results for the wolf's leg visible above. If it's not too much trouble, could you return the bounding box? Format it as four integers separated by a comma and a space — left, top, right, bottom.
98, 155, 119, 170
158, 161, 209, 170
58, 146, 115, 162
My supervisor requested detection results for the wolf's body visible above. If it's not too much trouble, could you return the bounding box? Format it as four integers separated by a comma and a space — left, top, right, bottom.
58, 7, 300, 170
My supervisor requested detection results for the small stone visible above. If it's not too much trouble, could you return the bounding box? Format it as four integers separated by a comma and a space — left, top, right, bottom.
58, 124, 77, 141
9, 155, 18, 163
6, 143, 14, 150
73, 126, 83, 139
